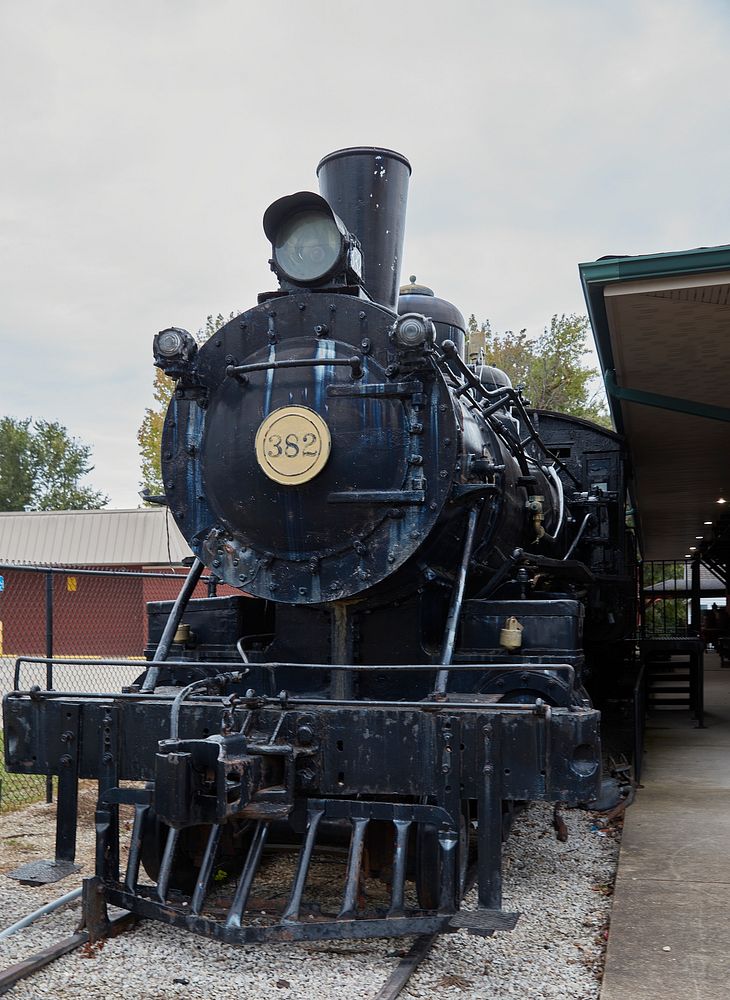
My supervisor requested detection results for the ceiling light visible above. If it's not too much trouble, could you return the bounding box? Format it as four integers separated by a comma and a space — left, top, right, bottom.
696, 536, 703, 540
689, 546, 697, 551
718, 497, 727, 504
704, 521, 713, 525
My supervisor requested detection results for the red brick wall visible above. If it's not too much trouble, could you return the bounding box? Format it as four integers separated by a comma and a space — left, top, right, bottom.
0, 566, 240, 659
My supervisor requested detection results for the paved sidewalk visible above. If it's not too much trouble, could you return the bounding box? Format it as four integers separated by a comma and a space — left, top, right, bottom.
601, 653, 730, 1000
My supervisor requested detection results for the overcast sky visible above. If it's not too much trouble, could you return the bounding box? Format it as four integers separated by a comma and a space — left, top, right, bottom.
2, 0, 729, 508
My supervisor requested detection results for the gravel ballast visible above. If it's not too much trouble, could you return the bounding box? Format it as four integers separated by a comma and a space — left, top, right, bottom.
0, 795, 619, 999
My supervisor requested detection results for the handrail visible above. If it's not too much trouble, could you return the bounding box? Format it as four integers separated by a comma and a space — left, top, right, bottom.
0, 561, 213, 581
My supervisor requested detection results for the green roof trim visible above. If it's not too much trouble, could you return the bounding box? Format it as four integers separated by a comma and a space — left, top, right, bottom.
579, 243, 730, 287
604, 370, 730, 424
579, 243, 730, 435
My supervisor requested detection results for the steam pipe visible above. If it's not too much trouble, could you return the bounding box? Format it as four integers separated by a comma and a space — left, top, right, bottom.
564, 513, 595, 561
0, 888, 82, 941
435, 505, 481, 694
142, 557, 205, 692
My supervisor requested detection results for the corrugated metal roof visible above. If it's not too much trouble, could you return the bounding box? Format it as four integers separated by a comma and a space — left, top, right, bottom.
0, 508, 193, 566
644, 564, 725, 593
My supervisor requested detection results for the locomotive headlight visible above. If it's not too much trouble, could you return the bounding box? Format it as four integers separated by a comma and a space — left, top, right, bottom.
153, 327, 198, 370
155, 328, 185, 358
274, 211, 343, 283
393, 313, 435, 350
263, 191, 361, 287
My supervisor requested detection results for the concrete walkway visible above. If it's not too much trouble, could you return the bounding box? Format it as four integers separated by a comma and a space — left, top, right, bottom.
601, 653, 730, 1000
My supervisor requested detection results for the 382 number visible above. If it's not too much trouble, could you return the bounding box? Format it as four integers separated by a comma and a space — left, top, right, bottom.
266, 432, 318, 459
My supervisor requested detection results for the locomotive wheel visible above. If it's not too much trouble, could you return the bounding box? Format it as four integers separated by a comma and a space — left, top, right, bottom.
140, 812, 206, 895
415, 802, 470, 910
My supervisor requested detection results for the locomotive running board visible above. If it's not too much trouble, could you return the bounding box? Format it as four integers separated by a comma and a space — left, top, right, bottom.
90, 797, 518, 944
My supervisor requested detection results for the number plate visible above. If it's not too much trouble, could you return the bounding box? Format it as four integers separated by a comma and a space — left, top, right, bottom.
255, 405, 332, 486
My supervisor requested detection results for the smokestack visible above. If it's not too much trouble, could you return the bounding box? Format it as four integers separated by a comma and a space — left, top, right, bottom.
316, 147, 411, 312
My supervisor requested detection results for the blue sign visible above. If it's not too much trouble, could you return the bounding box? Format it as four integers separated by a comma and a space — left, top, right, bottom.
0, 576, 4, 592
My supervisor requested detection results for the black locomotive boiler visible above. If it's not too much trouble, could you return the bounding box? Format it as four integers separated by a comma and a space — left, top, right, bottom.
3, 147, 631, 944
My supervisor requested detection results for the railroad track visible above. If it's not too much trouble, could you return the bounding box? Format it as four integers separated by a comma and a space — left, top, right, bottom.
0, 884, 471, 1000
373, 862, 483, 1000
0, 792, 528, 1000
373, 932, 438, 1000
0, 915, 439, 1000
0, 852, 489, 999
0, 909, 431, 1000
0, 910, 135, 997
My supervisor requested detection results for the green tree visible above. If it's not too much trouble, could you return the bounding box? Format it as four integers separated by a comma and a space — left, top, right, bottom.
0, 417, 35, 510
137, 370, 170, 499
641, 560, 689, 635
467, 313, 610, 425
0, 417, 107, 511
138, 313, 238, 499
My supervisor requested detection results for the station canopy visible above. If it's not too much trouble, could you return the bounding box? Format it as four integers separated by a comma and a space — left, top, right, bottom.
580, 245, 730, 567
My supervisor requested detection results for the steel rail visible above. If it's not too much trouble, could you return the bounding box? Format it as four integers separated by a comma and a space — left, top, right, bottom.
373, 933, 435, 1000
0, 912, 135, 997
373, 864, 481, 1000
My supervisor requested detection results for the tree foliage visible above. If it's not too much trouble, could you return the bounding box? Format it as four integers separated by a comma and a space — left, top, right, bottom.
641, 560, 689, 636
138, 313, 238, 499
0, 417, 107, 511
467, 313, 610, 425
137, 371, 171, 500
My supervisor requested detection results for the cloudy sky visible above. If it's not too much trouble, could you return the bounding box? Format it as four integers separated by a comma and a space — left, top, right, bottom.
2, 0, 729, 508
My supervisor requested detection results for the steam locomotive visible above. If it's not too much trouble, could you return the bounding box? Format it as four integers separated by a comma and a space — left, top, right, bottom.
4, 147, 631, 944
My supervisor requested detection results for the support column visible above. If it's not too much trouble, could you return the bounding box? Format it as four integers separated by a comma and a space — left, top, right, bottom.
330, 602, 355, 700
477, 717, 503, 910
690, 555, 701, 635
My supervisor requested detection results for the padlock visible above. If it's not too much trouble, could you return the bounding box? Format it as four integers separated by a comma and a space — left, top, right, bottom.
499, 616, 523, 651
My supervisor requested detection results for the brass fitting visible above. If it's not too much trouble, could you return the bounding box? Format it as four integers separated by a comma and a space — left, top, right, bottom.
527, 495, 545, 541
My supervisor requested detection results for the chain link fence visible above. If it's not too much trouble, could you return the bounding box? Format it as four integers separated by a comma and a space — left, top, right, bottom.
0, 562, 217, 812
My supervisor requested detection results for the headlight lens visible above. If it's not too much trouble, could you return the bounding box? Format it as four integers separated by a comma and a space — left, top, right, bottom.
156, 328, 185, 358
274, 210, 343, 282
393, 313, 435, 349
